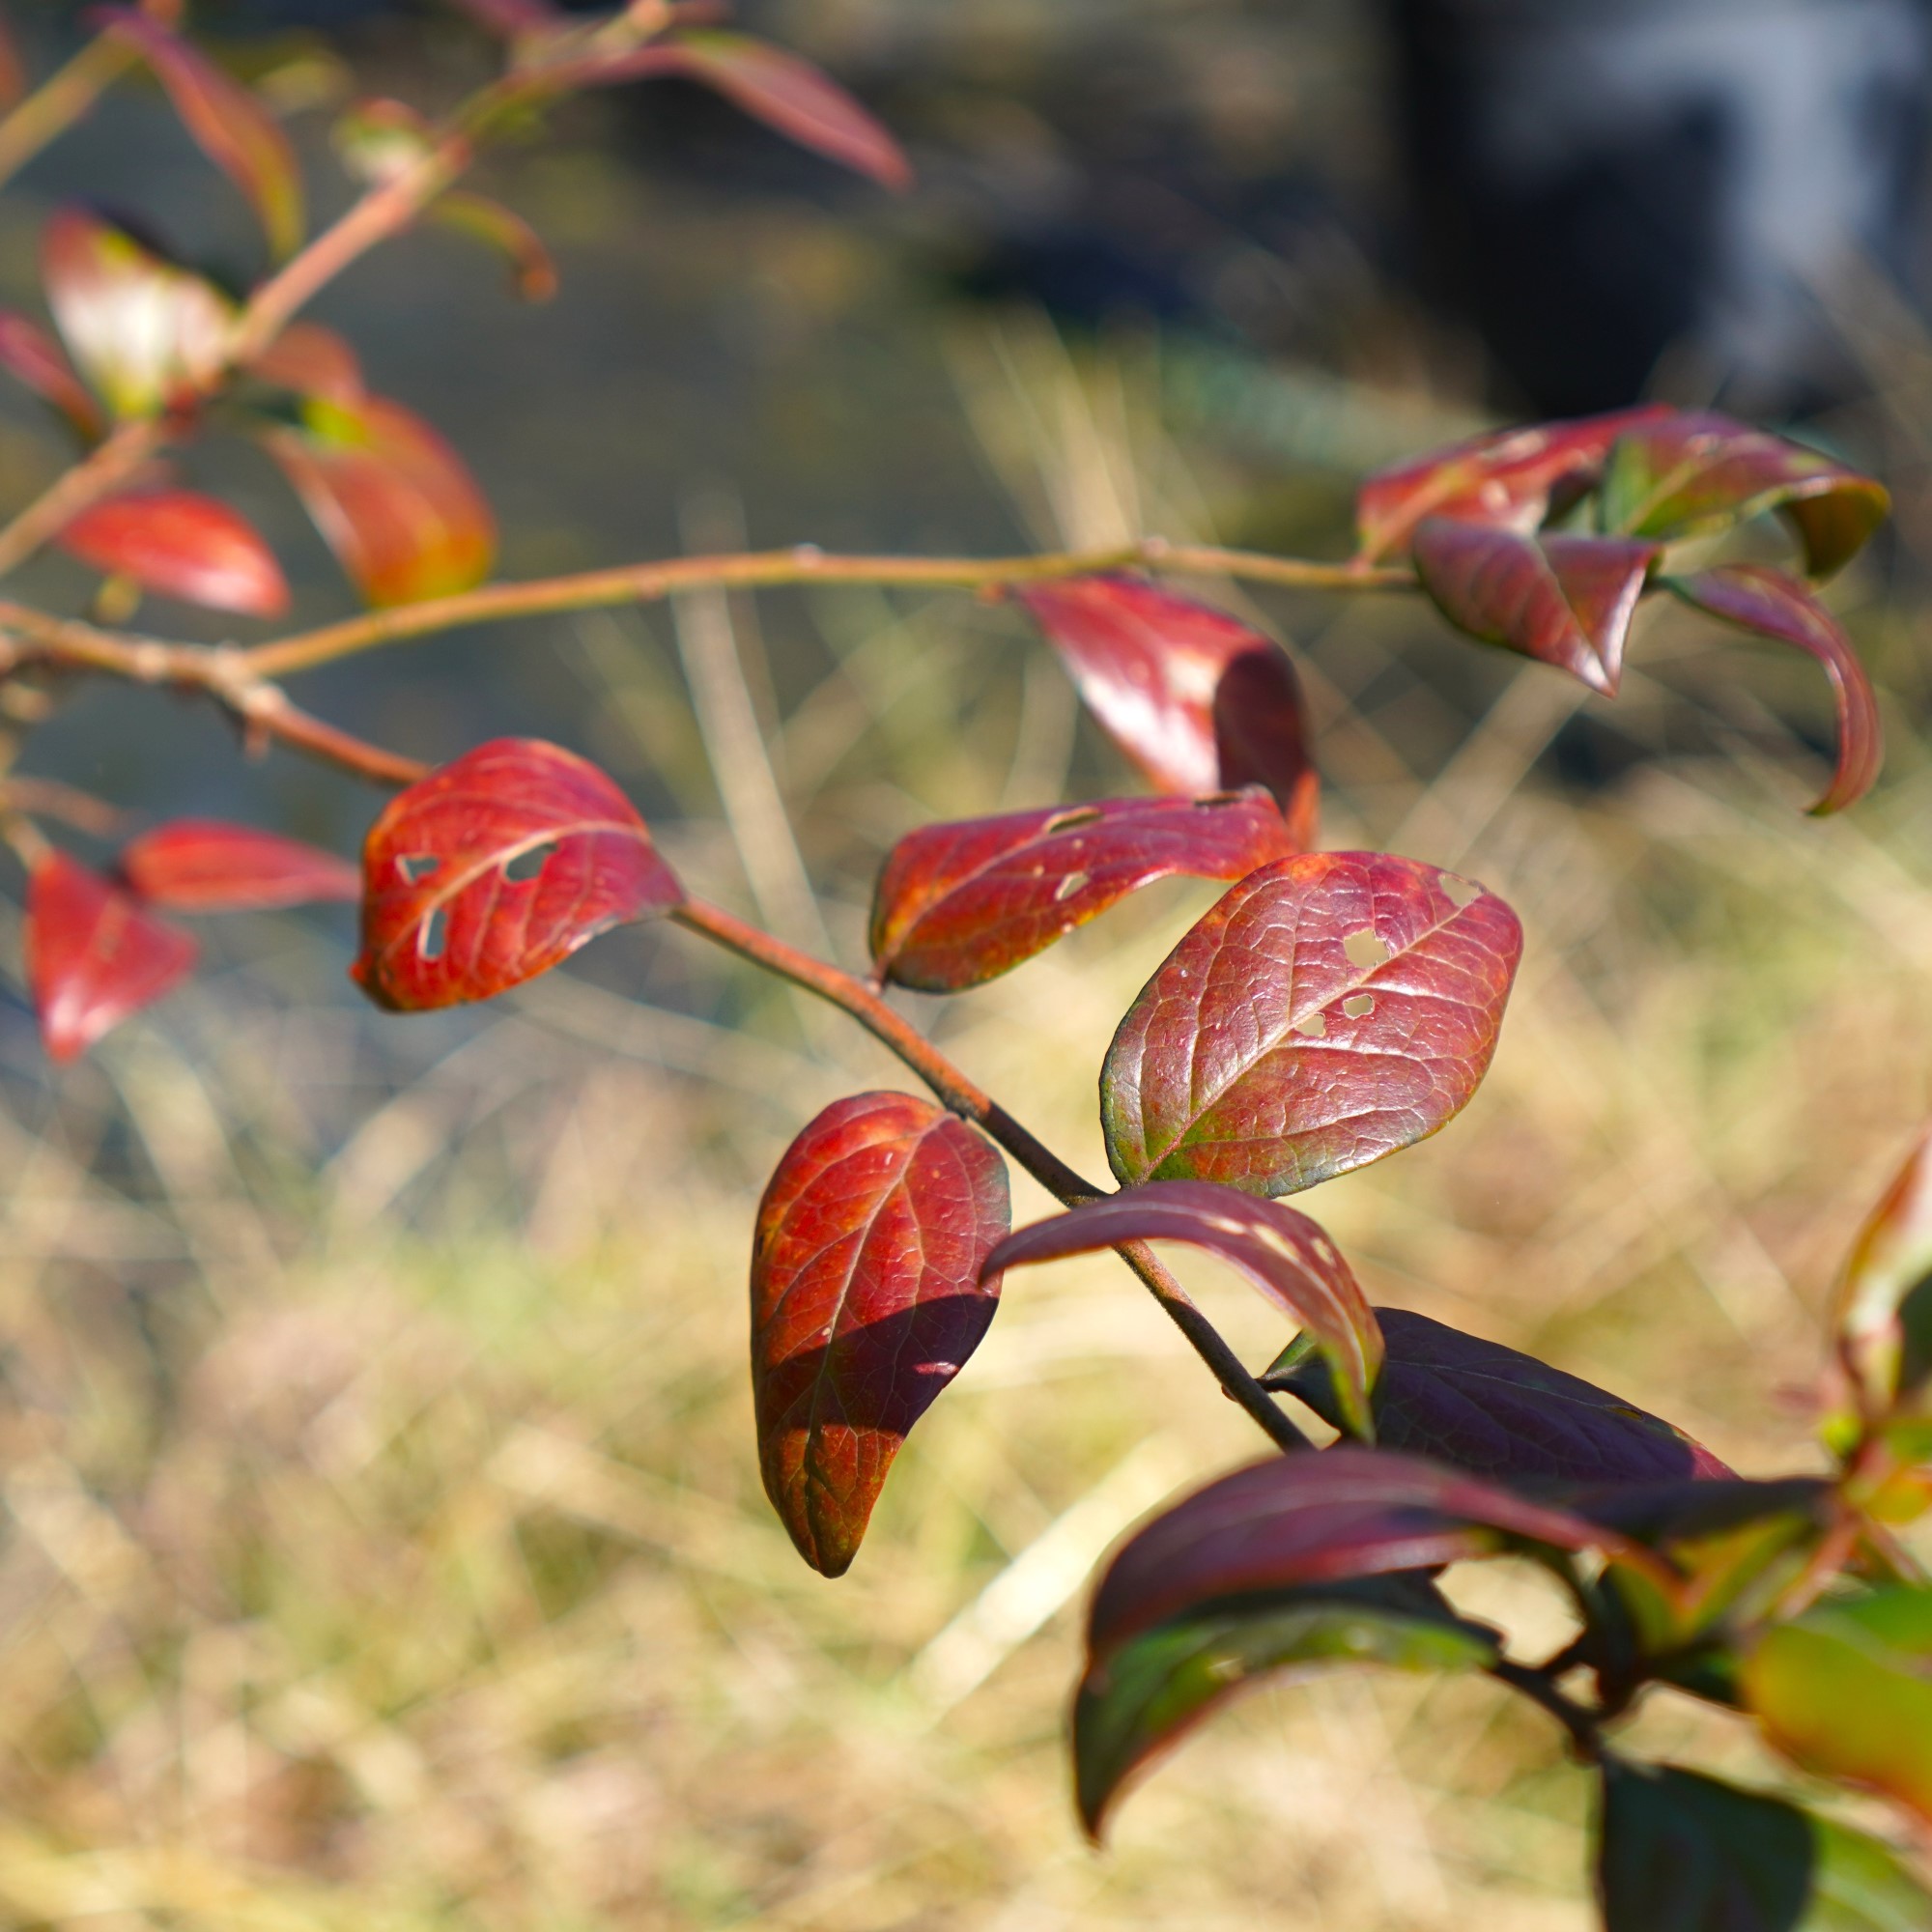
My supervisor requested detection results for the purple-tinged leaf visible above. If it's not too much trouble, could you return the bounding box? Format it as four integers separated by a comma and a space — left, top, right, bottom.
353, 737, 684, 1011
1264, 1308, 1733, 1485
1602, 411, 1889, 579
1665, 563, 1881, 814
1011, 575, 1320, 836
869, 789, 1301, 992
1102, 851, 1522, 1197
0, 309, 103, 440
1833, 1127, 1932, 1427
753, 1092, 1009, 1577
120, 819, 360, 911
1411, 519, 1659, 696
57, 488, 290, 617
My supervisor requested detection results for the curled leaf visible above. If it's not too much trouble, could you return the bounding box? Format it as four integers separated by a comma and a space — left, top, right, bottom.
869, 789, 1301, 992
57, 489, 289, 617
25, 851, 198, 1062
120, 819, 360, 911
1664, 563, 1881, 814
353, 737, 683, 1010
0, 309, 104, 440
428, 189, 557, 301
753, 1092, 1009, 1577
1834, 1128, 1932, 1426
1101, 851, 1522, 1197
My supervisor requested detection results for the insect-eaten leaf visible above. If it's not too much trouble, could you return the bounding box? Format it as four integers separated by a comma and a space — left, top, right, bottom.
753, 1092, 1009, 1577
988, 1179, 1383, 1439
427, 190, 557, 301
1664, 563, 1881, 814
1074, 1575, 1498, 1839
1602, 411, 1889, 580
120, 819, 360, 912
1354, 406, 1669, 564
57, 489, 289, 617
1833, 1128, 1932, 1433
26, 851, 198, 1062
41, 207, 232, 419
0, 308, 103, 441
1011, 575, 1320, 838
870, 789, 1301, 993
264, 391, 496, 607
1102, 850, 1522, 1197
1411, 519, 1659, 696
353, 737, 683, 1010
93, 9, 305, 259
1264, 1307, 1732, 1485
1596, 1758, 1931, 1932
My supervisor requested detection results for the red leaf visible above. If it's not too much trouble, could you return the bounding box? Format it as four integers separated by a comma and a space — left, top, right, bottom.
870, 789, 1302, 992
57, 489, 289, 617
93, 9, 304, 258
1011, 576, 1319, 831
1411, 520, 1659, 696
352, 737, 684, 1010
0, 10, 26, 110
246, 321, 362, 403
1102, 851, 1522, 1196
25, 851, 198, 1062
1602, 411, 1889, 580
1086, 1446, 1660, 1662
0, 308, 103, 440
753, 1092, 1009, 1577
428, 189, 557, 301
1664, 563, 1882, 814
264, 392, 496, 607
41, 208, 232, 419
987, 1179, 1382, 1438
1355, 406, 1669, 564
120, 819, 360, 911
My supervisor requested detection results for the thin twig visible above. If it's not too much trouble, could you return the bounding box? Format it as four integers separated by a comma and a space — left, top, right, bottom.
1488, 1659, 1605, 1762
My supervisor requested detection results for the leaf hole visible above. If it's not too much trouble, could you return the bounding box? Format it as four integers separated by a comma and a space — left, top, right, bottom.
1342, 993, 1375, 1019
503, 839, 556, 883
1293, 1011, 1327, 1038
397, 853, 440, 884
1343, 928, 1391, 969
1440, 873, 1482, 909
1053, 870, 1090, 902
1042, 807, 1102, 835
418, 907, 448, 960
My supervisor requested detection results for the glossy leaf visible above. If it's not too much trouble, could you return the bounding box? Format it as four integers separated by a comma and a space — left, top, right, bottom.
1085, 1445, 1661, 1662
1598, 1760, 1931, 1932
429, 189, 557, 301
1602, 412, 1889, 580
1264, 1308, 1732, 1485
1102, 850, 1522, 1197
41, 208, 232, 418
94, 9, 304, 258
25, 851, 198, 1063
1354, 405, 1669, 563
752, 1092, 1009, 1577
1410, 520, 1658, 696
1664, 564, 1881, 814
1013, 575, 1319, 835
869, 790, 1301, 992
246, 321, 362, 403
987, 1179, 1383, 1436
353, 737, 683, 1010
1074, 1576, 1498, 1838
1833, 1128, 1932, 1424
0, 308, 103, 440
120, 819, 360, 911
57, 489, 289, 617
1745, 1587, 1932, 1825
264, 392, 496, 607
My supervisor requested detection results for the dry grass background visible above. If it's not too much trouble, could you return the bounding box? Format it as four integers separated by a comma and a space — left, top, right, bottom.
1, 323, 1931, 1930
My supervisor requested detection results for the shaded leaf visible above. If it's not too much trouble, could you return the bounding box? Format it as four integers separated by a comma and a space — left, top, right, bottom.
353, 737, 683, 1010
25, 851, 197, 1062
1074, 1576, 1498, 1839
1602, 412, 1889, 580
1354, 406, 1669, 564
752, 1092, 1009, 1577
1012, 575, 1319, 835
443, 0, 562, 43
428, 189, 557, 300
1745, 1587, 1932, 1825
1833, 1127, 1932, 1425
41, 207, 232, 418
264, 391, 496, 607
1410, 519, 1659, 696
1086, 1445, 1663, 1662
987, 1179, 1383, 1436
245, 321, 362, 403
120, 819, 360, 911
1264, 1307, 1732, 1485
1664, 564, 1881, 814
1101, 850, 1522, 1197
57, 488, 289, 617
0, 308, 104, 440
870, 789, 1301, 993
93, 9, 304, 258
0, 10, 26, 110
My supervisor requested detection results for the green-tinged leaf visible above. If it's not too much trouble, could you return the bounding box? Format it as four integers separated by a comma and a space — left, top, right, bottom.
428, 189, 556, 300
1074, 1577, 1498, 1838
331, 97, 435, 185
1833, 1129, 1932, 1429
1744, 1587, 1932, 1824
